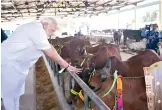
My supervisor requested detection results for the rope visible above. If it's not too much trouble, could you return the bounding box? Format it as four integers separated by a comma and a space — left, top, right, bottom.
113, 92, 117, 110
103, 70, 118, 97
109, 74, 145, 79
117, 75, 123, 110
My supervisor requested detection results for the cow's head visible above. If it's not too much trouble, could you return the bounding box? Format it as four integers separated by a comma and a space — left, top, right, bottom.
67, 64, 95, 106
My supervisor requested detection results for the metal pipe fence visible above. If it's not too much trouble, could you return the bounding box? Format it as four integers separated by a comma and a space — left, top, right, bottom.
43, 54, 110, 110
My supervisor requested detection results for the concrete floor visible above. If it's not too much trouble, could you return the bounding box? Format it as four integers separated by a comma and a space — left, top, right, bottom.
19, 66, 36, 110
121, 52, 134, 61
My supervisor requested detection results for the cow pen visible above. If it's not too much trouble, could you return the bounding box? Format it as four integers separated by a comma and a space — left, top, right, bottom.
41, 53, 111, 110
35, 38, 162, 109
35, 39, 134, 110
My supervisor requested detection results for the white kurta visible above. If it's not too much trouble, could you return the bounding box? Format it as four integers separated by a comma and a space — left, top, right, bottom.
1, 21, 51, 98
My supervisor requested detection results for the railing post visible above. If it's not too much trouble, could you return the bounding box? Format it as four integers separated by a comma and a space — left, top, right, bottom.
57, 73, 60, 85
84, 91, 89, 110
54, 63, 57, 76
69, 75, 72, 92
60, 73, 66, 97
55, 64, 60, 85
51, 60, 55, 72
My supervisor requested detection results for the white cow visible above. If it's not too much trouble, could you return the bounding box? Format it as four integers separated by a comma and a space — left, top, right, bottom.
127, 38, 147, 51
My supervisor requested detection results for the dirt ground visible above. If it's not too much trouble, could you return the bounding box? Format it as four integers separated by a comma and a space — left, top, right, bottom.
35, 57, 60, 110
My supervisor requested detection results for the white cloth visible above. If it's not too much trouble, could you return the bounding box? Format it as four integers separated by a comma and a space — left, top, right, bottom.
2, 97, 20, 110
1, 21, 51, 98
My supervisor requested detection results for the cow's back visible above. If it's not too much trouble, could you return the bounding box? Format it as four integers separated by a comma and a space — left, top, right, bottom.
126, 49, 161, 76
106, 44, 121, 60
89, 44, 121, 69
60, 38, 90, 59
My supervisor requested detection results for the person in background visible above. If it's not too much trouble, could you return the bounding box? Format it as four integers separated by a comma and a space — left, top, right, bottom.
1, 17, 82, 110
1, 28, 8, 43
144, 24, 162, 55
77, 30, 82, 38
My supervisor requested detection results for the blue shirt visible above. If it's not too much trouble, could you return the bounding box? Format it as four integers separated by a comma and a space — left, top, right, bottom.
146, 30, 161, 48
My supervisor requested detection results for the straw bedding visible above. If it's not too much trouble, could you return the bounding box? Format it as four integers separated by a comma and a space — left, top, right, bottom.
35, 57, 60, 110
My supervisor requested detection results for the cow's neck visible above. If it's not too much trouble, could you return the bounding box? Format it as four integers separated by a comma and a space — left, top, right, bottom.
116, 61, 129, 76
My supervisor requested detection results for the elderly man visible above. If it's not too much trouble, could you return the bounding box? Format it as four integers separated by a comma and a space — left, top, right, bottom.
1, 17, 82, 110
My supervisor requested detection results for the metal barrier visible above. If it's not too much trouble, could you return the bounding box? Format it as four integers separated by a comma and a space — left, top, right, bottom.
143, 61, 162, 110
43, 54, 111, 110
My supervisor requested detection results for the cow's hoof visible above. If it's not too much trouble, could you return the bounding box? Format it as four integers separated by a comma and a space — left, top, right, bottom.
67, 99, 72, 105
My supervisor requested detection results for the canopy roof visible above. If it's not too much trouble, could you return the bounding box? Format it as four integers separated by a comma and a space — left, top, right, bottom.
1, 0, 145, 22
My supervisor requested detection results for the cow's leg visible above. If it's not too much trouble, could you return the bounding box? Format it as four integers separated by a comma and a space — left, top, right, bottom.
119, 37, 121, 45
115, 39, 117, 45
123, 36, 127, 46
117, 38, 119, 46
135, 37, 138, 42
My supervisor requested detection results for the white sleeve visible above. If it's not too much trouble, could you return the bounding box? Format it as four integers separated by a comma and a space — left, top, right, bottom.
29, 27, 51, 50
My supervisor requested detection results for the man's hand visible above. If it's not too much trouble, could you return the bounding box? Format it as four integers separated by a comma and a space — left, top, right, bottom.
66, 65, 82, 73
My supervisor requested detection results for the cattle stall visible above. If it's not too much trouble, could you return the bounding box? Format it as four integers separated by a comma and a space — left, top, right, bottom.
42, 54, 111, 110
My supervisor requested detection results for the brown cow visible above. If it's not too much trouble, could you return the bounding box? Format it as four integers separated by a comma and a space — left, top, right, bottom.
68, 49, 161, 108
88, 44, 121, 69
49, 36, 76, 46
68, 69, 148, 110
70, 44, 121, 81
106, 49, 162, 77
73, 44, 121, 68
67, 44, 121, 105
60, 38, 91, 59
85, 44, 102, 54
85, 43, 110, 54
89, 72, 148, 110
85, 43, 120, 54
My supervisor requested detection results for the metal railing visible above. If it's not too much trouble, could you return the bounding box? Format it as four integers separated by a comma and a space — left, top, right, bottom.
43, 54, 111, 110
